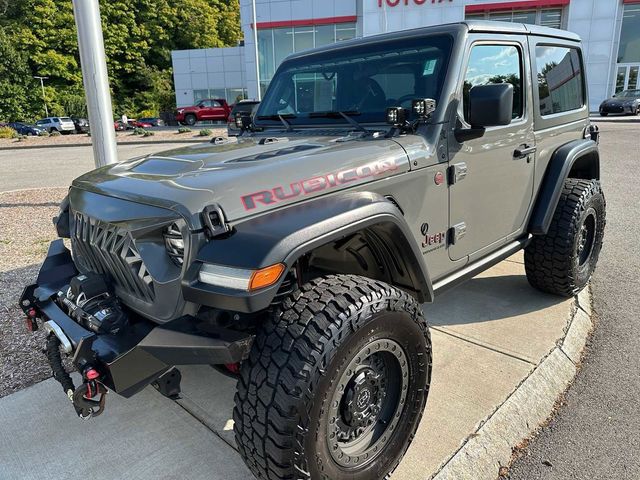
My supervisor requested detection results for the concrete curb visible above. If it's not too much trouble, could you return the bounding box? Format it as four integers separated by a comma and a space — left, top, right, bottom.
431, 287, 593, 480
0, 139, 209, 151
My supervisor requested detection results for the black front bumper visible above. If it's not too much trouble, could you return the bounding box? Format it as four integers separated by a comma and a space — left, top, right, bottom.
21, 240, 253, 398
600, 104, 634, 114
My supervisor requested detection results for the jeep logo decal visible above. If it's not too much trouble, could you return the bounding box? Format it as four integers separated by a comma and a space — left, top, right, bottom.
241, 159, 399, 211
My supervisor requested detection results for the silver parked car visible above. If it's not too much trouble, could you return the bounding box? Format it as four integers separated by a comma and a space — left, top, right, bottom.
35, 117, 76, 134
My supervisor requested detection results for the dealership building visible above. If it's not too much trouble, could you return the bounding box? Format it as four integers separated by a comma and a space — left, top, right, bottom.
171, 0, 640, 111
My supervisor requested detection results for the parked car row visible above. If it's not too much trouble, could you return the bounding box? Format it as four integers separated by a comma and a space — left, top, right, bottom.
174, 98, 263, 135
114, 118, 165, 131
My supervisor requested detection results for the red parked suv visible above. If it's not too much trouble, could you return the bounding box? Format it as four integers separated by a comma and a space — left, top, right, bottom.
175, 98, 231, 126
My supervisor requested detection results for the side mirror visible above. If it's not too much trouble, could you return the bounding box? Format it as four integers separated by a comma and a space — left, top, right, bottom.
456, 83, 513, 142
468, 83, 513, 128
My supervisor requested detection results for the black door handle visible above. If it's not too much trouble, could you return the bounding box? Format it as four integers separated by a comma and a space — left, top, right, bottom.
514, 145, 536, 159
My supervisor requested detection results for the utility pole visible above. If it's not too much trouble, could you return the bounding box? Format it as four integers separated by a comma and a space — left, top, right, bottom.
71, 0, 118, 167
252, 0, 261, 100
33, 76, 49, 117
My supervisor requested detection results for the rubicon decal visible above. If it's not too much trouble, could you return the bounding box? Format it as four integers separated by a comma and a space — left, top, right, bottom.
241, 159, 400, 210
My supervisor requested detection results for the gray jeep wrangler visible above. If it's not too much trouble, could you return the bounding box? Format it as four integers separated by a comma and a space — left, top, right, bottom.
21, 21, 605, 480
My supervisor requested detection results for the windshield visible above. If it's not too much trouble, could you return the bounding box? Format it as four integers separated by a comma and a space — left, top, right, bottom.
255, 34, 452, 127
618, 89, 640, 98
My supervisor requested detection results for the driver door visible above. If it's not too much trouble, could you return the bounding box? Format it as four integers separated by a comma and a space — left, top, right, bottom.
448, 39, 535, 261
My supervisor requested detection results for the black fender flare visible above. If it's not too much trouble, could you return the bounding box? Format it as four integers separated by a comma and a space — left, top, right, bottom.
528, 139, 599, 235
184, 192, 433, 313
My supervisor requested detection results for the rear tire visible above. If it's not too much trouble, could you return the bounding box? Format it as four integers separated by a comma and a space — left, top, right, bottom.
233, 274, 431, 480
525, 178, 605, 297
599, 112, 608, 116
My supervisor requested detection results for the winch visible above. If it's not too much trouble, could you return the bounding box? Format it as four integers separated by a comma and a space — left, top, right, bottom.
57, 273, 128, 335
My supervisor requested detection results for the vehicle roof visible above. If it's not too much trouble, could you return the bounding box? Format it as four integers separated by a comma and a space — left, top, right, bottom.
285, 21, 580, 62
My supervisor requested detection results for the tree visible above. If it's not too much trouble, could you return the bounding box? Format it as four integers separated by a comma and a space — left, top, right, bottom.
0, 27, 40, 121
0, 0, 243, 119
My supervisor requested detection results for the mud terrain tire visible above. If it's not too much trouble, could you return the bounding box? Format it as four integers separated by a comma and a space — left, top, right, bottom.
233, 274, 431, 480
525, 178, 605, 297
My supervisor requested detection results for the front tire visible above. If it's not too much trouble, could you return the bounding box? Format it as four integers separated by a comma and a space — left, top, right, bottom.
525, 178, 605, 297
184, 114, 197, 126
234, 275, 431, 480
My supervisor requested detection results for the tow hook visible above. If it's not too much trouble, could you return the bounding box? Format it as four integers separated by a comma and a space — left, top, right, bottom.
72, 368, 107, 420
45, 333, 108, 420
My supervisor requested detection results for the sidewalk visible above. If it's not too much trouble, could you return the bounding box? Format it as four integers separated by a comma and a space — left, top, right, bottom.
0, 253, 588, 480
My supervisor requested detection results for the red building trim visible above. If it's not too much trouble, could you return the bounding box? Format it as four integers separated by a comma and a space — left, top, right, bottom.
254, 15, 358, 30
465, 0, 569, 13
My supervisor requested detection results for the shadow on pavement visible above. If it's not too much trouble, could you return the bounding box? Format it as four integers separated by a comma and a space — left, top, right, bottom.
428, 274, 564, 326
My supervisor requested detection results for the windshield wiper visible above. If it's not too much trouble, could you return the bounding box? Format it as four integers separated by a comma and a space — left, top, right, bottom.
256, 114, 296, 132
308, 111, 368, 133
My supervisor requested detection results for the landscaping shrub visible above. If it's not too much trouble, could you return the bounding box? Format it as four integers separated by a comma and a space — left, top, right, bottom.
0, 126, 17, 138
143, 130, 155, 137
50, 131, 61, 137
199, 129, 212, 136
132, 127, 145, 135
177, 127, 192, 134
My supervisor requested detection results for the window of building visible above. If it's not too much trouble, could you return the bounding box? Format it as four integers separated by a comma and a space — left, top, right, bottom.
466, 8, 564, 29
192, 88, 248, 105
617, 4, 640, 64
463, 44, 523, 122
257, 22, 357, 86
536, 46, 584, 115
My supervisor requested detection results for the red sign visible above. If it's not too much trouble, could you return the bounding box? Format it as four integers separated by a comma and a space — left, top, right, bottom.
378, 0, 453, 6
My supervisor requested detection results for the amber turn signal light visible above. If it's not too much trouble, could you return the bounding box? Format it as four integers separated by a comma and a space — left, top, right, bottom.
249, 263, 286, 291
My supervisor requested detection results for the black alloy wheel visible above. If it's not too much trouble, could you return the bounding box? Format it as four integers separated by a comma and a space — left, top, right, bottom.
234, 275, 432, 480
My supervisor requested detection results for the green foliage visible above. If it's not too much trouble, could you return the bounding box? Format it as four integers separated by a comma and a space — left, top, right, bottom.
0, 27, 40, 121
199, 129, 212, 136
0, 0, 242, 120
50, 130, 61, 136
177, 127, 192, 133
132, 127, 146, 135
0, 126, 17, 138
142, 130, 154, 137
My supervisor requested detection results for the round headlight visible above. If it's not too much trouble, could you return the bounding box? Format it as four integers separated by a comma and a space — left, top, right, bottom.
164, 223, 184, 266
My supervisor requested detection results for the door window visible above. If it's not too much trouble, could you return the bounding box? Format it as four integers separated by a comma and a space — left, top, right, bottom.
463, 44, 523, 122
536, 46, 584, 115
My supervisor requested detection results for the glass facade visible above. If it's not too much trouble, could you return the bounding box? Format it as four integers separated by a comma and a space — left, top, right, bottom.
466, 8, 564, 29
258, 22, 357, 93
617, 4, 640, 64
193, 88, 248, 104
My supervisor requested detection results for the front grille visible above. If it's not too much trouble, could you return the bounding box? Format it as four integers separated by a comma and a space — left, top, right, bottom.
71, 212, 155, 302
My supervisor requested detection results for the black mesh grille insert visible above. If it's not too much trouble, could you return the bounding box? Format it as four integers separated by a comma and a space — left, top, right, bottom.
71, 212, 155, 302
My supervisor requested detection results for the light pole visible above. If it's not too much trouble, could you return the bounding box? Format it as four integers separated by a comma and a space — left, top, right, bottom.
72, 0, 118, 167
252, 0, 261, 100
33, 76, 49, 117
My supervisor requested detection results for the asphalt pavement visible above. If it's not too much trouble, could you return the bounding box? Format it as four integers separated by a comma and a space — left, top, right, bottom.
506, 121, 640, 479
0, 142, 193, 193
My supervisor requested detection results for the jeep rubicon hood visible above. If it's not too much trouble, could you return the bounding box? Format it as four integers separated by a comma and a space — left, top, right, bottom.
72, 135, 410, 226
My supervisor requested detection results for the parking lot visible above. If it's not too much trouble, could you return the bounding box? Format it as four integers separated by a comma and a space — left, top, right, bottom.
0, 119, 638, 479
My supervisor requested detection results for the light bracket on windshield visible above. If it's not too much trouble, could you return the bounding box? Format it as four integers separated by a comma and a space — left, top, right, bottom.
386, 98, 437, 136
